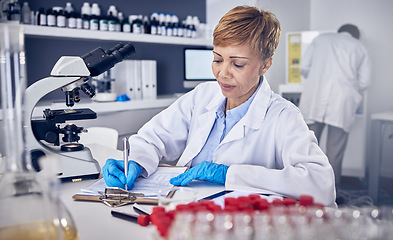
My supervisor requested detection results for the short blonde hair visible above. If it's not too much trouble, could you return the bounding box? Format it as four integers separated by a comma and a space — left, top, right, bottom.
213, 6, 281, 61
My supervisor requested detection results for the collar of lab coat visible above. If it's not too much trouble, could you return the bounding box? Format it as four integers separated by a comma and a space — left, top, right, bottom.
179, 77, 273, 165
242, 76, 273, 130
202, 76, 273, 133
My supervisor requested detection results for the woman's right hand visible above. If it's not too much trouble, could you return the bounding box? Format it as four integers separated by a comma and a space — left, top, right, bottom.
102, 159, 143, 189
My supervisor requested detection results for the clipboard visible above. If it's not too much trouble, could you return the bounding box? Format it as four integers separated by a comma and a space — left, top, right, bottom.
72, 187, 158, 207
72, 166, 188, 207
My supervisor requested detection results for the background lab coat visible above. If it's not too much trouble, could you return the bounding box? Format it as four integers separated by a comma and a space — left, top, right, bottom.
299, 32, 372, 132
130, 79, 336, 206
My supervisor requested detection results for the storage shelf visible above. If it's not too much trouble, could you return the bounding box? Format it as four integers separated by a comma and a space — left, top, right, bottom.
23, 25, 213, 46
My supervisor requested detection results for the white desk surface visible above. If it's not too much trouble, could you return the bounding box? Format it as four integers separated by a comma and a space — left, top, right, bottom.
371, 110, 393, 121
60, 144, 224, 240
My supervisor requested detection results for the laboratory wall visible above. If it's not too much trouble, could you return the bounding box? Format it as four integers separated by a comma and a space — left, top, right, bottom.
309, 0, 393, 177
22, 0, 206, 100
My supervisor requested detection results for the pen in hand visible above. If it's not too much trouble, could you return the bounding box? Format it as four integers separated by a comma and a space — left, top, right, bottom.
123, 137, 130, 190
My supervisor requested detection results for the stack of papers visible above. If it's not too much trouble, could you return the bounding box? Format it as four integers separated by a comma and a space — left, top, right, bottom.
79, 167, 187, 197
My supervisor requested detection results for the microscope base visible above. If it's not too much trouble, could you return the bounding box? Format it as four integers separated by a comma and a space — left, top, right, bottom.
57, 147, 101, 182
33, 146, 101, 182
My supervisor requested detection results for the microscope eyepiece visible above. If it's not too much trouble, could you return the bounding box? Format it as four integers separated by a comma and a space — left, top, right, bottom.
81, 42, 136, 77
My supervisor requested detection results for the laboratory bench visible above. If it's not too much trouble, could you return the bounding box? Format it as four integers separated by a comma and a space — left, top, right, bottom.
60, 178, 224, 240
59, 143, 224, 240
369, 110, 393, 203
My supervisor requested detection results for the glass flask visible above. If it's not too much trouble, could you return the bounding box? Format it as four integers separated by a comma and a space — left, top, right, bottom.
0, 22, 78, 240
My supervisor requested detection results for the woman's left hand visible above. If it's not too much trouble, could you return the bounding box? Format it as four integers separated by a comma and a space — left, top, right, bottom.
170, 161, 229, 186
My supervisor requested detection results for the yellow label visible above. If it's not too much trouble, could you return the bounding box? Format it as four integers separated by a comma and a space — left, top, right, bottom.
288, 33, 302, 83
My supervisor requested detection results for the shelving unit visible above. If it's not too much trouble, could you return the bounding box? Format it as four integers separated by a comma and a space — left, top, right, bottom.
22, 24, 212, 111
23, 25, 213, 46
21, 23, 212, 108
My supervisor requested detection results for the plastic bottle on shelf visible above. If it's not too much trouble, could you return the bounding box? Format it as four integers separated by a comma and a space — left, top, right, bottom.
37, 8, 46, 26
158, 12, 166, 36
75, 12, 83, 29
131, 15, 142, 34
58, 9, 66, 28
53, 7, 65, 28
64, 2, 74, 28
107, 5, 119, 32
115, 15, 121, 32
121, 14, 131, 32
117, 12, 124, 32
21, 2, 31, 24
178, 20, 187, 37
99, 11, 108, 31
185, 16, 193, 38
150, 12, 159, 35
177, 19, 185, 38
46, 8, 56, 27
192, 16, 199, 38
6, 0, 21, 21
67, 11, 76, 28
142, 15, 150, 34
89, 3, 100, 31
165, 13, 173, 36
171, 14, 179, 37
65, 2, 73, 13
52, 8, 59, 26
81, 2, 91, 30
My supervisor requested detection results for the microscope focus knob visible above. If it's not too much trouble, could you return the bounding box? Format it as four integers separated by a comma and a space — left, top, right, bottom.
45, 131, 59, 144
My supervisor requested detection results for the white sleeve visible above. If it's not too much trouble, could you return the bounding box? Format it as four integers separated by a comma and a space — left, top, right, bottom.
225, 109, 336, 207
129, 89, 196, 177
357, 45, 372, 91
300, 40, 316, 79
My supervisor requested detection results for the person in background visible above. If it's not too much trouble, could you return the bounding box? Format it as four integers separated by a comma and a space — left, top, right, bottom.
103, 6, 336, 207
298, 24, 371, 185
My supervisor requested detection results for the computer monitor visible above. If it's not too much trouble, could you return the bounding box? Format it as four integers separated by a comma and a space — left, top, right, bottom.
183, 48, 216, 89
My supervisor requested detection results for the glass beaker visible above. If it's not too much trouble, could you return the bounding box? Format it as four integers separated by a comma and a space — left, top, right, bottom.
0, 22, 78, 240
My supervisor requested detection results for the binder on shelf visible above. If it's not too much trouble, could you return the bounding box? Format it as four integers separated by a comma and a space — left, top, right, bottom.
150, 61, 157, 99
132, 60, 143, 100
111, 60, 157, 101
141, 60, 157, 100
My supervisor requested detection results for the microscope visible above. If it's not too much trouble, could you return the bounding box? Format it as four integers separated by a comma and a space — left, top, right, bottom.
25, 42, 136, 182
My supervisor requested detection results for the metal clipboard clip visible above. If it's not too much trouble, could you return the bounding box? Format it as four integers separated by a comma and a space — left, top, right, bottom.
72, 187, 158, 207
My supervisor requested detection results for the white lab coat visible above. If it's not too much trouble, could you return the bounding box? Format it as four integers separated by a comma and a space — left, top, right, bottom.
299, 32, 371, 132
130, 78, 336, 206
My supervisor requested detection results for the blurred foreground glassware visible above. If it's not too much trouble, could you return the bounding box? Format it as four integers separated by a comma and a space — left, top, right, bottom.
0, 22, 78, 240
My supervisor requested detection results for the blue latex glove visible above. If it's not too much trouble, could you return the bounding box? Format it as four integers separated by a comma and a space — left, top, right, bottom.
103, 159, 143, 189
170, 161, 229, 186
116, 94, 130, 102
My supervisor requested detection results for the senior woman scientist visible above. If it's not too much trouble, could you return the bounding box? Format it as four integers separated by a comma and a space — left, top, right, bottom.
103, 6, 336, 206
